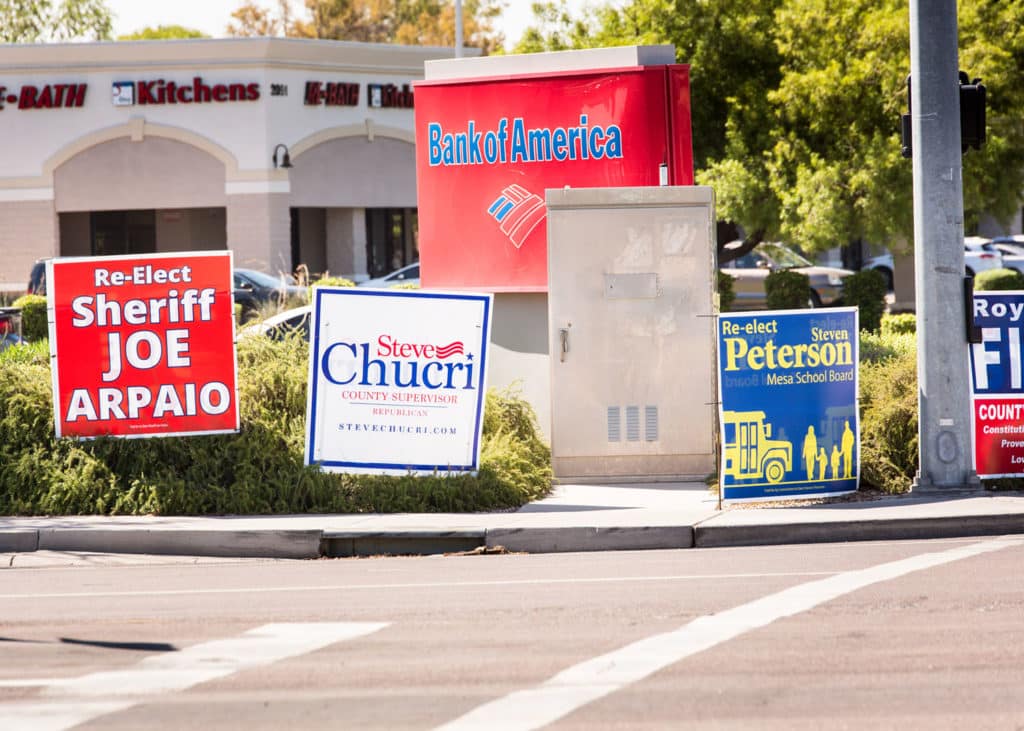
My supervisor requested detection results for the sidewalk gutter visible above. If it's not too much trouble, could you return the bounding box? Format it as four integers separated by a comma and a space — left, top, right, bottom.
322, 529, 485, 557
36, 528, 323, 560
486, 526, 693, 553
695, 513, 1024, 548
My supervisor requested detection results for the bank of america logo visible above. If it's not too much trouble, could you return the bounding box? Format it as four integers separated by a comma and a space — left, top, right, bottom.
487, 184, 546, 249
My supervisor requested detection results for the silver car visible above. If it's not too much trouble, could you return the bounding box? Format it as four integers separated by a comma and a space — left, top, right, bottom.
720, 242, 854, 310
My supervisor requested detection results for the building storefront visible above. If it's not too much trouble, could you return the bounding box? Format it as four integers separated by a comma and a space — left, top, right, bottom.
0, 38, 456, 294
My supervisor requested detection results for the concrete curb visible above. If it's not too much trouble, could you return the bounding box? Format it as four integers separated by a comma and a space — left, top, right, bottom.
36, 529, 323, 559
694, 513, 1024, 548
0, 530, 39, 553
487, 526, 693, 553
6, 512, 1024, 559
322, 530, 485, 557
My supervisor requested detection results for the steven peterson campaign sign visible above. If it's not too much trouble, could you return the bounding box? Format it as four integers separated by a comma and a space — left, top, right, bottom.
717, 308, 860, 503
413, 65, 693, 292
47, 251, 239, 439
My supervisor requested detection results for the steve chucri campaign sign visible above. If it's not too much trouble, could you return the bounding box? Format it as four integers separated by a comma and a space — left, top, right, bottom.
305, 287, 492, 475
717, 308, 860, 503
47, 251, 238, 439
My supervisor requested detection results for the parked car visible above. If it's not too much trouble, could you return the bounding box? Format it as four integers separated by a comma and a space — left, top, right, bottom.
720, 242, 854, 310
964, 236, 1004, 276
862, 253, 894, 291
233, 268, 307, 320
357, 262, 420, 288
238, 304, 312, 341
991, 242, 1024, 274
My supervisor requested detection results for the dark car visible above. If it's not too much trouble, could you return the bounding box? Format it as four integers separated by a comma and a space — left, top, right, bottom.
233, 268, 308, 320
239, 305, 312, 342
720, 242, 854, 310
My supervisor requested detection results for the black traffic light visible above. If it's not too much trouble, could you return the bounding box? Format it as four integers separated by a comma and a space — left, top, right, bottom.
899, 71, 985, 158
959, 70, 986, 153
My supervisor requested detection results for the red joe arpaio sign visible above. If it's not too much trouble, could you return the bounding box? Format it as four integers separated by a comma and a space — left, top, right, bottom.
413, 65, 694, 292
47, 252, 239, 439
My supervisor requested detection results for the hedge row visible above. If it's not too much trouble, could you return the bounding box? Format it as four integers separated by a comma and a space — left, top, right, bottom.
0, 335, 552, 515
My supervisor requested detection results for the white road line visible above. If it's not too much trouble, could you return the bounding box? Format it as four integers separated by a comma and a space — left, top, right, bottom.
436, 535, 1023, 731
0, 571, 837, 600
0, 622, 387, 731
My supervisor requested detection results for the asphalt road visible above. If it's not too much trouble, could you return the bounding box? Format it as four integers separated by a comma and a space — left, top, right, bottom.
2, 537, 1023, 730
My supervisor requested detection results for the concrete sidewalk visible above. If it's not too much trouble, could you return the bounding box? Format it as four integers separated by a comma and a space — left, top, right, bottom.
2, 483, 1024, 559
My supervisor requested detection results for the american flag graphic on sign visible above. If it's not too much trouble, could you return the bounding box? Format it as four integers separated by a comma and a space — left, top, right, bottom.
435, 341, 464, 359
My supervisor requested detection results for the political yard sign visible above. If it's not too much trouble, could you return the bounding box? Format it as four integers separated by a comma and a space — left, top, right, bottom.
717, 308, 859, 503
970, 291, 1024, 477
47, 251, 239, 439
305, 288, 492, 475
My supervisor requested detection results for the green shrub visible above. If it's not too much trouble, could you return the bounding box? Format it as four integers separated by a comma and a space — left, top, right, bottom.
717, 271, 736, 311
974, 268, 1024, 291
309, 274, 354, 288
881, 313, 916, 335
859, 346, 917, 493
11, 294, 47, 341
842, 269, 887, 332
765, 269, 811, 309
859, 329, 916, 364
0, 334, 551, 516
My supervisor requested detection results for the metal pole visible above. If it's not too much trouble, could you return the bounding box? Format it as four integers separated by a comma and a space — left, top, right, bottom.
454, 0, 464, 58
909, 0, 980, 491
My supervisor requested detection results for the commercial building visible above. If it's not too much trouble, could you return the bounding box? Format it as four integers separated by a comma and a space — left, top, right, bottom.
0, 37, 459, 295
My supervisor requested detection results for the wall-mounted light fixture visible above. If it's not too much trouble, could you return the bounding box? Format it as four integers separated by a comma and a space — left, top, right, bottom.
272, 143, 293, 169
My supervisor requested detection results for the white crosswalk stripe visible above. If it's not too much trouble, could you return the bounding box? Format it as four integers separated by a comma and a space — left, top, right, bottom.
0, 622, 388, 731
436, 536, 1023, 731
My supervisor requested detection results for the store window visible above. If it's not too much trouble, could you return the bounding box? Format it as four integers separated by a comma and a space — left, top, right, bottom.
91, 210, 156, 256
366, 208, 418, 278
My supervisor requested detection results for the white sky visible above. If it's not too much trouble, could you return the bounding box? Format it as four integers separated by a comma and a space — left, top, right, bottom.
105, 1, 588, 49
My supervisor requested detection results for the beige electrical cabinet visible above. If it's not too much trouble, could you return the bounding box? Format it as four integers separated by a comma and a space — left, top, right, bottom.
546, 186, 718, 481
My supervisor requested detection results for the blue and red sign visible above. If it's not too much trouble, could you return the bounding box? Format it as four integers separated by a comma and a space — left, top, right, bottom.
413, 65, 693, 292
970, 292, 1024, 477
717, 309, 859, 503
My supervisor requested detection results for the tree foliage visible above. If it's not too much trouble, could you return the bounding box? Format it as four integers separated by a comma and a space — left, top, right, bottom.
515, 0, 1024, 260
227, 0, 294, 37
0, 0, 112, 42
118, 25, 208, 40
227, 0, 504, 52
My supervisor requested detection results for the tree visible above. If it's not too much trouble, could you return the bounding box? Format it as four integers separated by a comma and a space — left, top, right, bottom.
118, 25, 208, 40
227, 0, 505, 52
227, 0, 293, 37
511, 1, 601, 54
704, 0, 1024, 257
0, 0, 112, 42
514, 0, 782, 260
519, 0, 1024, 262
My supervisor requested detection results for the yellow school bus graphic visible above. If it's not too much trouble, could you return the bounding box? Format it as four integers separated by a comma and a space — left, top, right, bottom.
722, 410, 793, 483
